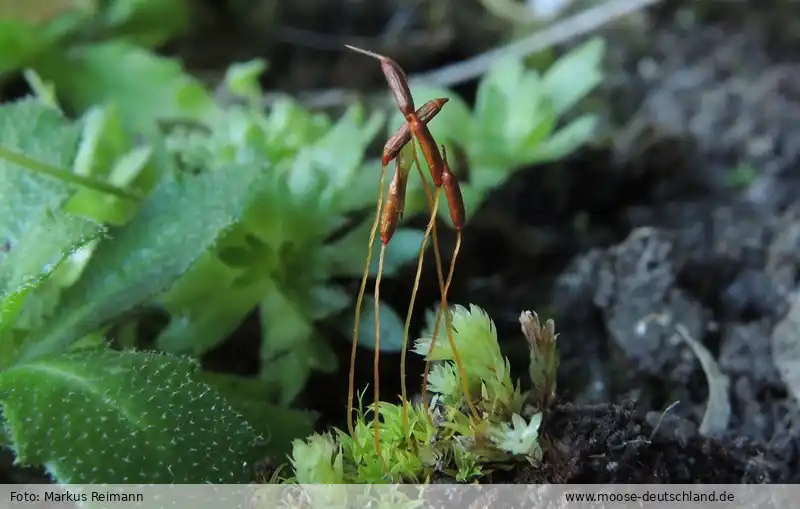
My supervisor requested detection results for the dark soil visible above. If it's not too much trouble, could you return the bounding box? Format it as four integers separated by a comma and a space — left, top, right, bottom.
516, 401, 788, 483
428, 400, 788, 484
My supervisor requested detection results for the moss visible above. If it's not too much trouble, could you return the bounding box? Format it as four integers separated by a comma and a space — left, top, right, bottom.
275, 304, 559, 484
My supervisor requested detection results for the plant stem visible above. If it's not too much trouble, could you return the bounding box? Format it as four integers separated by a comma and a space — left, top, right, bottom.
0, 147, 143, 201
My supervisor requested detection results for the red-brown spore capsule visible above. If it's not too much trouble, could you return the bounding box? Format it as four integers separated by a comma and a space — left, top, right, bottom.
441, 146, 465, 230
345, 45, 414, 116
380, 163, 408, 244
407, 114, 443, 187
381, 59, 414, 116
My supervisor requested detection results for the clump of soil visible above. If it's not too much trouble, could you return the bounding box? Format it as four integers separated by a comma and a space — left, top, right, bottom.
506, 401, 788, 483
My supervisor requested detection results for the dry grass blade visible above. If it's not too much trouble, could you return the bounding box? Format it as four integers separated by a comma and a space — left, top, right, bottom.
675, 324, 731, 438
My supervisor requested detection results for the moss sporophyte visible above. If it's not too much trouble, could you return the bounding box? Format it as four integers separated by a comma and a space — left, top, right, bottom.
280, 47, 562, 484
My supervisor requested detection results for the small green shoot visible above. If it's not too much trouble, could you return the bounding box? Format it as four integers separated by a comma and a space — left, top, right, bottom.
725, 163, 757, 189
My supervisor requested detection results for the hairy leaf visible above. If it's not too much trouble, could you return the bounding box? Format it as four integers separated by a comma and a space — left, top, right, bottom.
17, 162, 275, 363
0, 99, 104, 332
200, 372, 316, 459
0, 215, 101, 326
0, 349, 262, 483
0, 98, 83, 243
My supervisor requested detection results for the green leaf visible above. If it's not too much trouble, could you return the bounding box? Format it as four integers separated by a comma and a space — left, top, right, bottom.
0, 145, 141, 200
243, 162, 342, 250
156, 259, 270, 356
0, 349, 262, 483
503, 71, 547, 156
40, 41, 216, 132
295, 102, 384, 200
103, 0, 190, 48
0, 215, 101, 319
200, 372, 316, 459
0, 99, 105, 330
108, 143, 152, 187
225, 59, 268, 104
541, 37, 605, 116
0, 101, 143, 202
258, 279, 338, 404
0, 98, 80, 216
22, 69, 58, 109
262, 97, 331, 155
260, 336, 337, 405
529, 114, 598, 164
0, 19, 52, 73
72, 105, 130, 179
519, 101, 557, 159
66, 146, 152, 226
218, 245, 261, 267
473, 57, 524, 159
335, 158, 384, 213
17, 162, 276, 363
307, 284, 351, 320
346, 296, 407, 352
